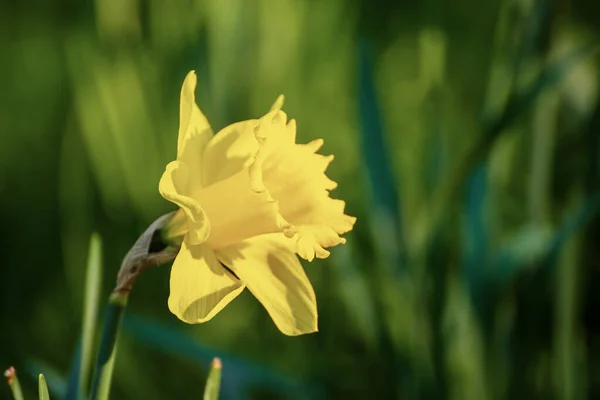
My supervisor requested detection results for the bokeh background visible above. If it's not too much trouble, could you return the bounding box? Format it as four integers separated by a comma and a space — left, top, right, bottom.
2, 0, 600, 399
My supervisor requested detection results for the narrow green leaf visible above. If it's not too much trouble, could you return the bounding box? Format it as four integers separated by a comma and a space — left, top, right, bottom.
25, 358, 67, 398
203, 358, 222, 400
88, 293, 128, 400
330, 242, 378, 347
94, 351, 117, 400
4, 367, 24, 400
39, 374, 51, 400
64, 343, 82, 400
79, 233, 103, 396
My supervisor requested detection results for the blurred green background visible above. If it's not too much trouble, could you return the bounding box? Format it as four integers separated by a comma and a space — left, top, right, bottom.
2, 0, 600, 398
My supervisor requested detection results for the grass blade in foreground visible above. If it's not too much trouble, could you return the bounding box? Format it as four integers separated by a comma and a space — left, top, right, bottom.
88, 293, 127, 400
25, 358, 67, 398
64, 234, 103, 400
79, 234, 103, 395
4, 367, 24, 400
39, 374, 51, 400
203, 358, 222, 400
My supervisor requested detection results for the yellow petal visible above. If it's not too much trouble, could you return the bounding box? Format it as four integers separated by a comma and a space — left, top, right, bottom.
197, 164, 292, 249
216, 234, 318, 336
169, 241, 244, 323
159, 160, 210, 245
201, 120, 259, 186
255, 125, 356, 260
177, 71, 213, 178
201, 101, 291, 187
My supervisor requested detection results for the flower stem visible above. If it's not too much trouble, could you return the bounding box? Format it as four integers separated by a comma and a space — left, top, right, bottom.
4, 367, 24, 400
87, 212, 179, 400
88, 292, 128, 400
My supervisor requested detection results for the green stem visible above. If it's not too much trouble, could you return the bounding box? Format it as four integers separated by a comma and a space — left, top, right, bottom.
4, 367, 24, 400
85, 212, 178, 400
39, 374, 50, 400
88, 292, 128, 400
203, 358, 223, 400
79, 234, 103, 396
554, 212, 582, 400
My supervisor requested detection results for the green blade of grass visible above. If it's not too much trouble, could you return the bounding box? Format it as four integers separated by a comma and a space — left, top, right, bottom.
203, 358, 222, 400
79, 234, 103, 395
88, 293, 128, 400
39, 374, 51, 400
64, 234, 103, 400
4, 367, 25, 400
25, 358, 67, 398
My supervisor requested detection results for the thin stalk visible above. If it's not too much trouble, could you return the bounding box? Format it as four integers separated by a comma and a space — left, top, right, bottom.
88, 293, 128, 400
86, 212, 179, 400
4, 367, 24, 400
528, 88, 558, 225
79, 233, 103, 396
554, 236, 580, 400
39, 374, 51, 400
203, 358, 223, 400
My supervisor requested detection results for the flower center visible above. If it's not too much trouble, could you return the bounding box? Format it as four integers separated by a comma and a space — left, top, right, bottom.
194, 167, 286, 249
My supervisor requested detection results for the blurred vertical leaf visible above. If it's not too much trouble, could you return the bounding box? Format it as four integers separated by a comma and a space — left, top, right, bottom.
357, 38, 406, 399
39, 374, 51, 400
63, 233, 102, 400
203, 358, 222, 400
425, 42, 598, 250
63, 344, 82, 400
357, 39, 405, 276
88, 293, 128, 400
25, 359, 67, 399
4, 367, 24, 400
80, 234, 102, 396
65, 37, 165, 220
492, 190, 600, 284
554, 234, 583, 400
329, 242, 378, 347
202, 0, 258, 128
462, 165, 489, 319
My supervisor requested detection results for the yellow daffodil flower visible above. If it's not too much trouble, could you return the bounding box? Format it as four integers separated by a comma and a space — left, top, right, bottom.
159, 71, 356, 335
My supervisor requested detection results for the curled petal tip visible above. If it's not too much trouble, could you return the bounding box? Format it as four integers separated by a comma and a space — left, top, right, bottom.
183, 70, 197, 84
